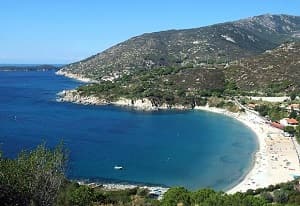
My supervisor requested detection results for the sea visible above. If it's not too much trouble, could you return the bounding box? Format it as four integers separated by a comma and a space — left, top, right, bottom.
0, 70, 257, 191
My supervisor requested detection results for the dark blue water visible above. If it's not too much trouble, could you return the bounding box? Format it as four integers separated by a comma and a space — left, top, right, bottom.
0, 71, 257, 190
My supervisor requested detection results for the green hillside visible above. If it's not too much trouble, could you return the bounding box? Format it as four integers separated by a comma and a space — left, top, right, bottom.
59, 14, 300, 81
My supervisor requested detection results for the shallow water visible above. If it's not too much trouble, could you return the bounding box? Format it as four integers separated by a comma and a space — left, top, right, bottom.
0, 71, 257, 190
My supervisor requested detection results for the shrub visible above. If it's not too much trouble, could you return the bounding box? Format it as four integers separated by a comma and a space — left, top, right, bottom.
161, 187, 191, 206
0, 142, 67, 206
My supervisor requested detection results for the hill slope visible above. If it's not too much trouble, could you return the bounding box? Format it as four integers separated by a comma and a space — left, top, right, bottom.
59, 14, 300, 81
225, 42, 300, 93
59, 41, 300, 109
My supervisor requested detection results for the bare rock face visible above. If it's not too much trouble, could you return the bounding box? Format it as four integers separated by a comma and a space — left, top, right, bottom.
57, 90, 107, 105
59, 14, 300, 81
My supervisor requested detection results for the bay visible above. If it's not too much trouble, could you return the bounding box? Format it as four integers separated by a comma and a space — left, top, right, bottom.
0, 71, 257, 190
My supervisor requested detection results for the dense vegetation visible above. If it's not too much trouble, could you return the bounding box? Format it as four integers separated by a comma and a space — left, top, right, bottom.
56, 179, 300, 206
0, 143, 67, 206
253, 103, 289, 121
56, 182, 159, 206
2, 144, 300, 205
225, 42, 300, 93
160, 180, 300, 206
244, 97, 300, 143
77, 66, 226, 108
71, 41, 300, 108
296, 125, 300, 143
57, 15, 300, 107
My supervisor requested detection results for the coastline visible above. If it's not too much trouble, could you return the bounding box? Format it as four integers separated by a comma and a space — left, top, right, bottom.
194, 105, 260, 191
195, 106, 263, 192
56, 89, 191, 111
76, 181, 168, 199
195, 106, 300, 193
56, 71, 300, 194
56, 70, 99, 83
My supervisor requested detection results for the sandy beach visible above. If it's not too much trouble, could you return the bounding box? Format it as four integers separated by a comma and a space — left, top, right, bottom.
195, 105, 300, 193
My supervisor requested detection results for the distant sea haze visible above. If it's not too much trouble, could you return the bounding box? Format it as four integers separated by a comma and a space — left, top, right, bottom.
0, 64, 65, 67
0, 70, 257, 190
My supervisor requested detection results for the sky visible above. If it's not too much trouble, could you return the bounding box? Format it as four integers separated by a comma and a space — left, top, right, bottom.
1, 0, 300, 64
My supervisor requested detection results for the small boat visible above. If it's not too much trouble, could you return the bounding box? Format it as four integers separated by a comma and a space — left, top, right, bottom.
114, 165, 123, 170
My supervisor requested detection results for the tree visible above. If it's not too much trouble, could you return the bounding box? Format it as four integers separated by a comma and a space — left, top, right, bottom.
201, 192, 224, 206
56, 181, 80, 206
0, 142, 67, 206
192, 188, 216, 204
161, 187, 191, 206
69, 185, 95, 206
296, 125, 300, 143
260, 191, 273, 203
0, 184, 30, 206
289, 108, 298, 119
254, 105, 269, 117
284, 126, 296, 135
290, 93, 297, 101
273, 190, 289, 203
223, 192, 267, 206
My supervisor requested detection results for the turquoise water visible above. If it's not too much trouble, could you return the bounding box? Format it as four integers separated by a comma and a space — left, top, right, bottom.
0, 71, 257, 190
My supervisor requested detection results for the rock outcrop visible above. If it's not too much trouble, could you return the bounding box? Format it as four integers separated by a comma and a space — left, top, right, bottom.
57, 90, 190, 111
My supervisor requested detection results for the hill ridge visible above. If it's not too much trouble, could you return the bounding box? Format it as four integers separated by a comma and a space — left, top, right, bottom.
59, 14, 300, 81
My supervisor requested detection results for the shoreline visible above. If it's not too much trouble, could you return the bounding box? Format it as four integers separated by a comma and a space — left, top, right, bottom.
194, 106, 260, 191
56, 70, 99, 83
195, 106, 300, 193
76, 180, 168, 199
194, 106, 263, 193
56, 72, 300, 194
56, 89, 191, 111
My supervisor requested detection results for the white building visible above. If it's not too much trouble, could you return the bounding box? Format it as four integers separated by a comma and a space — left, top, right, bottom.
279, 118, 299, 127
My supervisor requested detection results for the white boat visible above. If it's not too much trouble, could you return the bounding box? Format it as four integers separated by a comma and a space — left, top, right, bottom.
114, 165, 123, 170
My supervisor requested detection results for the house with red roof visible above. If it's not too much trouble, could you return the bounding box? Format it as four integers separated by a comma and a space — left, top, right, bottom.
279, 118, 299, 127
